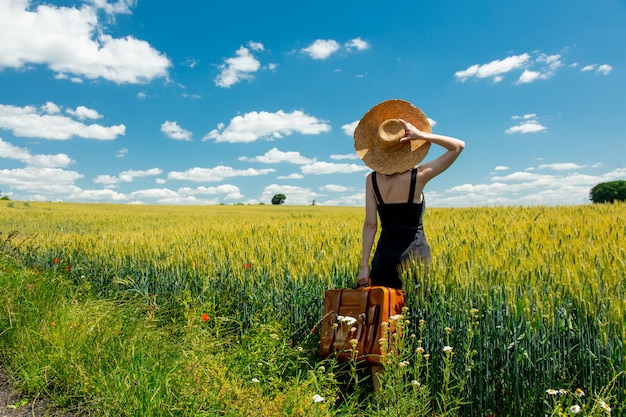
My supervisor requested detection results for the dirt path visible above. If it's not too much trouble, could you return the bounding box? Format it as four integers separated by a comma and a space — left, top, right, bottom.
0, 369, 82, 417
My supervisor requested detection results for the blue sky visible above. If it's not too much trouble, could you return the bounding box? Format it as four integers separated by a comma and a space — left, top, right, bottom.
1, 0, 625, 206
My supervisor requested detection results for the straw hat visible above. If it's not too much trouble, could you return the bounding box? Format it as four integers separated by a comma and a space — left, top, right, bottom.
354, 99, 431, 175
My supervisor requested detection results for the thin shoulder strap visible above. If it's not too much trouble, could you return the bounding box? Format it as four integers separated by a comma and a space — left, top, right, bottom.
371, 172, 384, 204
408, 168, 418, 203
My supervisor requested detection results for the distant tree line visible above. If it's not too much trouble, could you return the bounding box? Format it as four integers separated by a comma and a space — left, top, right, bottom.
589, 180, 626, 203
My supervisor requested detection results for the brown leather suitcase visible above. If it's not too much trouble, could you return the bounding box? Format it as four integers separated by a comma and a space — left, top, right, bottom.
319, 286, 405, 365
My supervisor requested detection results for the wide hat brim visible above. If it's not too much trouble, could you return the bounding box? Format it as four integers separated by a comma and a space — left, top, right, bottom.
354, 99, 431, 175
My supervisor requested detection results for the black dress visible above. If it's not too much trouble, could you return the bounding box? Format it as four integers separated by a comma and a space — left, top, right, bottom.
369, 168, 431, 289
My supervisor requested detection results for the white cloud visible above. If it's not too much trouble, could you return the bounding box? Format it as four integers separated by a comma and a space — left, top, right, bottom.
320, 184, 350, 192
516, 54, 562, 84
276, 173, 304, 179
302, 39, 341, 60
168, 165, 275, 182
238, 147, 315, 164
505, 120, 547, 134
345, 37, 370, 51
0, 1, 170, 83
512, 113, 537, 120
506, 114, 547, 134
330, 154, 359, 161
0, 167, 83, 194
69, 188, 127, 201
204, 110, 331, 143
494, 166, 509, 171
301, 161, 369, 175
88, 0, 137, 15
0, 137, 74, 168
581, 64, 613, 75
42, 102, 61, 114
0, 103, 125, 140
455, 53, 531, 82
537, 163, 584, 171
455, 52, 566, 84
323, 192, 364, 206
116, 148, 128, 158
178, 184, 243, 200
129, 188, 179, 200
301, 38, 370, 60
118, 168, 162, 182
247, 41, 264, 52
441, 165, 626, 206
93, 168, 162, 184
66, 106, 103, 120
161, 121, 192, 141
517, 70, 542, 84
214, 43, 263, 88
342, 120, 359, 136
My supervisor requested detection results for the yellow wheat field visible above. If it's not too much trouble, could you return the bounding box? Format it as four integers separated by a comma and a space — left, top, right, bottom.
2, 201, 624, 414
1, 201, 624, 329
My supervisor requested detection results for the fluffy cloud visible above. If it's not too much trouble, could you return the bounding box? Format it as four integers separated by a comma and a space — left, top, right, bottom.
0, 167, 83, 194
440, 165, 626, 207
168, 165, 275, 182
0, 103, 125, 140
505, 114, 547, 134
93, 168, 163, 185
455, 50, 613, 85
161, 121, 192, 141
300, 161, 369, 175
204, 110, 331, 143
0, 137, 73, 168
302, 39, 341, 60
0, 0, 170, 83
238, 147, 315, 164
455, 53, 531, 83
581, 64, 613, 75
301, 37, 370, 60
215, 42, 265, 88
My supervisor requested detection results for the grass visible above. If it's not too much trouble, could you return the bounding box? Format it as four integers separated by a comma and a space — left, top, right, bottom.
0, 201, 624, 415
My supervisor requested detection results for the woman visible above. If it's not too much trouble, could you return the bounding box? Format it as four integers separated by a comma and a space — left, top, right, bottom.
353, 99, 464, 392
353, 99, 465, 289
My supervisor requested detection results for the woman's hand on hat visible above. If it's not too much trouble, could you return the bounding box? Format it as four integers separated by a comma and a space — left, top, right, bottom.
398, 119, 428, 142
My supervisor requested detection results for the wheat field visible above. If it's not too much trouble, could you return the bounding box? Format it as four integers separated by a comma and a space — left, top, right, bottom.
1, 201, 624, 415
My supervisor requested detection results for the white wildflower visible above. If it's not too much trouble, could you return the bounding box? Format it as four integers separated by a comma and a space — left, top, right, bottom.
569, 405, 581, 414
337, 315, 357, 326
312, 394, 325, 403
443, 345, 453, 353
600, 401, 611, 413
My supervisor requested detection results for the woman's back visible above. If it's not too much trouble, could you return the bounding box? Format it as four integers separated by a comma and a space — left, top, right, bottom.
370, 169, 424, 205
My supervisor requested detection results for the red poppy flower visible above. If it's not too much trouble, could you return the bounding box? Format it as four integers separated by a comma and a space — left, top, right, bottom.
245, 262, 251, 269
201, 313, 209, 322
66, 266, 71, 271
53, 258, 59, 264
